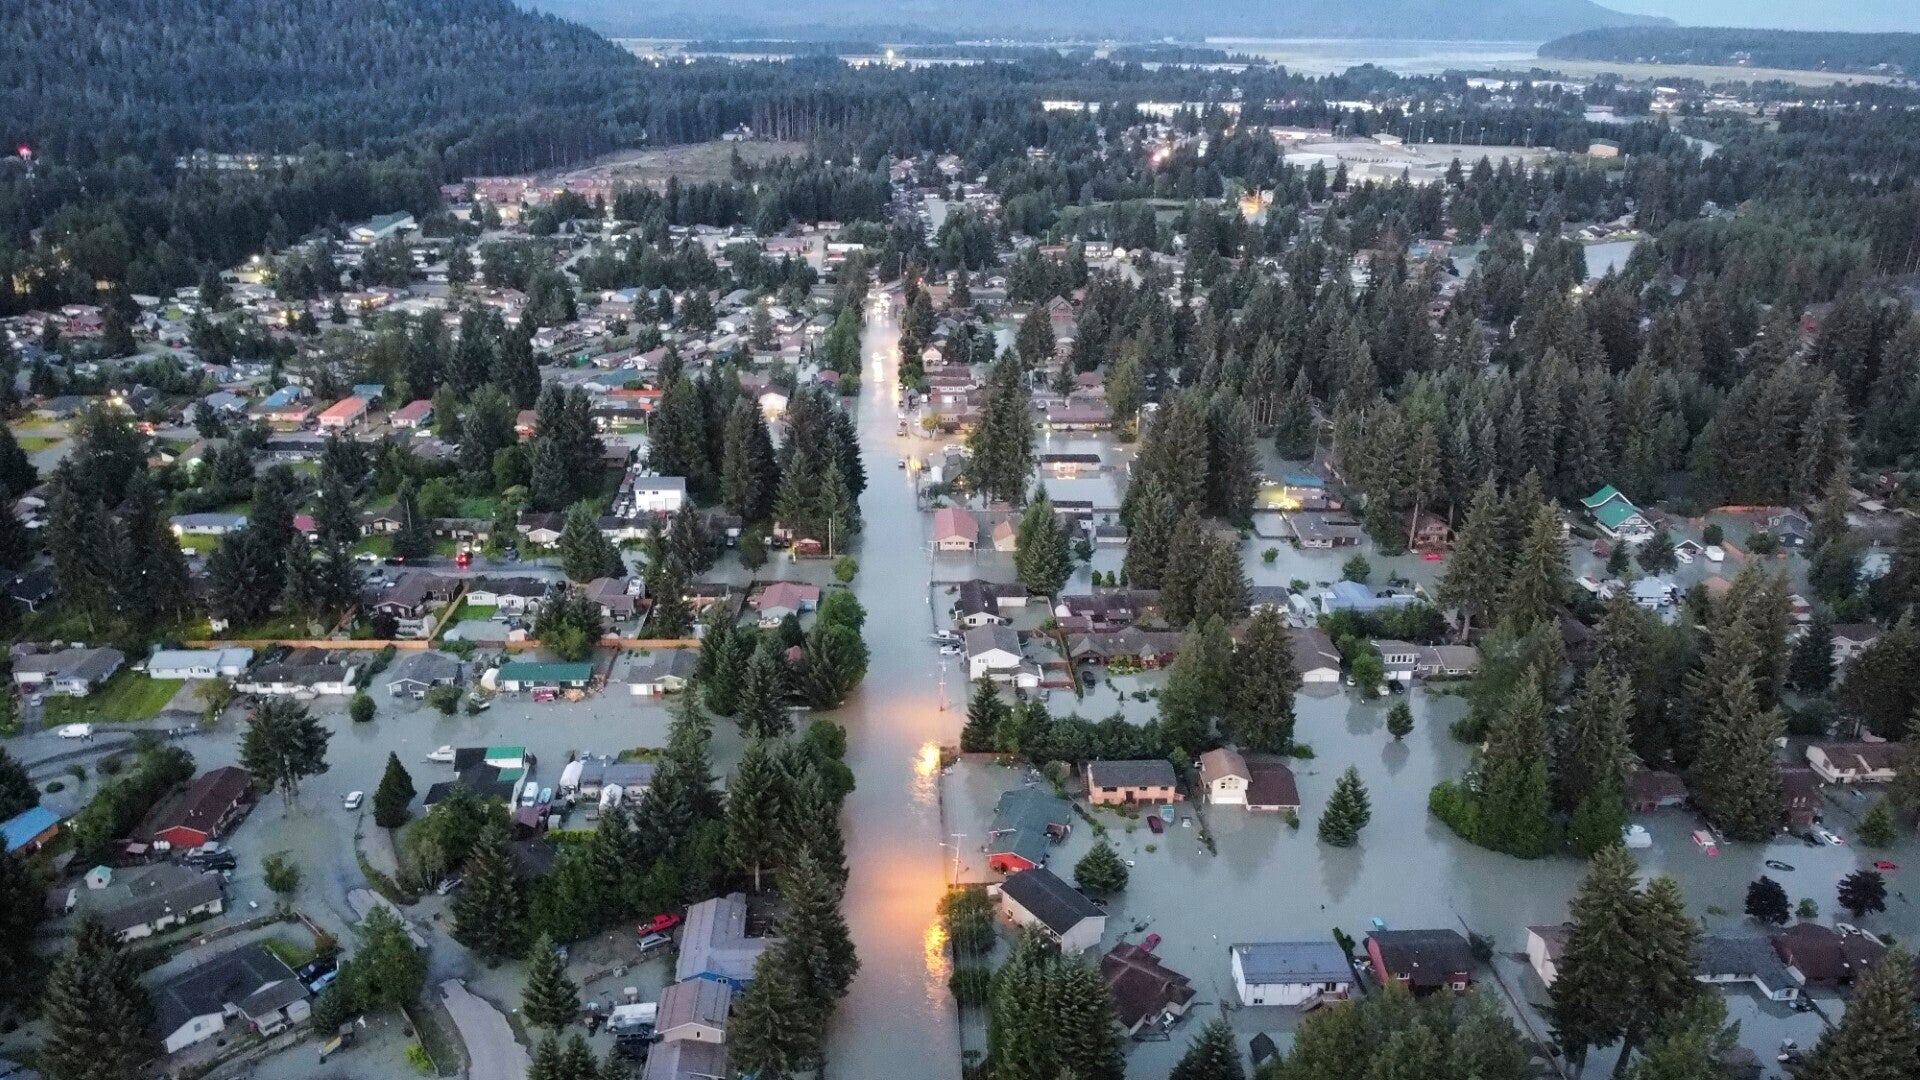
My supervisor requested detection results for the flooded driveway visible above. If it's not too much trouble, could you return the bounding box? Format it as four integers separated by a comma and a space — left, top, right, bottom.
820, 301, 963, 1076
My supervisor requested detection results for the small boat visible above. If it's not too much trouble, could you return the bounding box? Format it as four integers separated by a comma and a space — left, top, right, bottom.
1158, 806, 1175, 823
427, 746, 455, 764
1370, 917, 1387, 931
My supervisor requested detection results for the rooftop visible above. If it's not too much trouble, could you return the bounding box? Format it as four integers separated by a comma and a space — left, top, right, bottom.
999, 867, 1102, 935
1232, 941, 1353, 986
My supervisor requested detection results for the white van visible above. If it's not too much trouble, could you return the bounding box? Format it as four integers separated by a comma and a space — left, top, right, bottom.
57, 723, 94, 739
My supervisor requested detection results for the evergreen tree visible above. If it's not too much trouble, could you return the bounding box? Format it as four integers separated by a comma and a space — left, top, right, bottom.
1502, 503, 1567, 630
726, 740, 785, 893
1121, 481, 1176, 589
1013, 491, 1071, 596
240, 698, 332, 806
1548, 845, 1642, 1069
1386, 700, 1415, 741
1274, 368, 1317, 460
729, 952, 818, 1080
521, 934, 580, 1031
1074, 841, 1128, 895
1688, 667, 1783, 842
119, 470, 193, 623
1745, 876, 1790, 925
1473, 672, 1556, 857
372, 752, 416, 829
557, 501, 622, 582
1205, 394, 1259, 524
1793, 948, 1919, 1080
1158, 617, 1232, 754
389, 478, 433, 561
1318, 767, 1372, 847
643, 561, 693, 640
1438, 479, 1508, 637
773, 849, 859, 1006
39, 919, 157, 1080
1839, 869, 1888, 917
1858, 800, 1898, 847
494, 323, 541, 408
1788, 606, 1837, 691
1169, 1017, 1245, 1080
797, 621, 868, 709
736, 642, 790, 739
1619, 876, 1701, 1072
967, 354, 1034, 504
721, 397, 779, 524
451, 820, 524, 961
0, 747, 37, 821
1190, 536, 1248, 627
1225, 608, 1300, 752
961, 677, 1006, 753
1556, 665, 1634, 815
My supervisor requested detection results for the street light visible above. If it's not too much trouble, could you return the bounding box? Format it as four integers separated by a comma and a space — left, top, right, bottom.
939, 833, 967, 886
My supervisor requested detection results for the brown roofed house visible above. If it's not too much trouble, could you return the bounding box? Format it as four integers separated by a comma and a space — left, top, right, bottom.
1100, 942, 1196, 1035
135, 766, 255, 850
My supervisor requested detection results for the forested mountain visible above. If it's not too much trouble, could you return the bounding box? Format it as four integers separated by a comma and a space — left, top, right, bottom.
528, 0, 1667, 44
2, 0, 645, 172
1541, 27, 1920, 76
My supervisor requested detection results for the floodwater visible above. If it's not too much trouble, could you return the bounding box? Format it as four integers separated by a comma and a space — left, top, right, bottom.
821, 300, 964, 1076
1584, 239, 1639, 281
1205, 38, 1541, 76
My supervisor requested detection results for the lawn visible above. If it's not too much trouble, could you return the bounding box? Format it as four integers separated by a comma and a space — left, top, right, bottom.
352, 534, 459, 558
262, 935, 316, 969
14, 436, 61, 451
44, 672, 184, 724
449, 601, 497, 623
176, 534, 220, 554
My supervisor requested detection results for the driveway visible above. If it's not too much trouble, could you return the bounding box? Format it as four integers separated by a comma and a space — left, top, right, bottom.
438, 979, 527, 1080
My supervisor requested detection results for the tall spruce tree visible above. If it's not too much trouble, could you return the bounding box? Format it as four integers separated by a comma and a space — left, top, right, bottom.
1439, 479, 1508, 637
1688, 666, 1783, 842
1548, 845, 1642, 1069
728, 950, 818, 1079
961, 677, 1007, 753
1556, 665, 1634, 815
1793, 948, 1919, 1080
40, 918, 156, 1080
721, 397, 780, 523
451, 820, 524, 961
1169, 1017, 1245, 1080
1474, 672, 1555, 857
1013, 491, 1072, 596
726, 740, 785, 893
736, 642, 791, 739
557, 501, 622, 582
1617, 876, 1701, 1075
521, 934, 581, 1031
1318, 767, 1372, 847
1502, 503, 1568, 630
372, 752, 416, 829
1224, 608, 1300, 752
967, 354, 1035, 504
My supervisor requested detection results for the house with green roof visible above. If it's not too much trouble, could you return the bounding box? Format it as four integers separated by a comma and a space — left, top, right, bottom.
1580, 485, 1654, 542
493, 661, 594, 693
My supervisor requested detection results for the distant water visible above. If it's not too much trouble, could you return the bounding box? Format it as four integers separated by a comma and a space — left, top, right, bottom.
1206, 37, 1542, 76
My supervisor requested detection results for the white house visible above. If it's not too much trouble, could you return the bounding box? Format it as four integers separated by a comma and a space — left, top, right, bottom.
965, 625, 1038, 687
1806, 741, 1901, 784
11, 646, 125, 697
1694, 936, 1801, 1002
1230, 942, 1355, 1007
147, 648, 254, 681
996, 868, 1105, 955
1291, 628, 1342, 683
155, 942, 310, 1054
630, 476, 688, 515
349, 212, 416, 243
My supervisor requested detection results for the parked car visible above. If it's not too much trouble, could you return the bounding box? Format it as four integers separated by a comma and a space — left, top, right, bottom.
1147, 815, 1165, 834
1142, 933, 1161, 952
637, 932, 671, 953
639, 913, 682, 936
343, 791, 364, 810
1813, 826, 1845, 846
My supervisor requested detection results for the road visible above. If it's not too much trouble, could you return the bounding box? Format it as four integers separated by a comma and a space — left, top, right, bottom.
822, 297, 962, 1077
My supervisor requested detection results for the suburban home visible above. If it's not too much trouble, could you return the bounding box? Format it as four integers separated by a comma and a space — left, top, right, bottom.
1581, 485, 1655, 542
1101, 943, 1196, 1036
1631, 577, 1678, 609
391, 399, 434, 428
1830, 624, 1881, 667
1772, 923, 1887, 988
518, 511, 566, 546
627, 651, 699, 696
933, 507, 980, 552
1198, 748, 1300, 812
656, 978, 731, 1044
494, 661, 594, 694
585, 576, 642, 620
1230, 942, 1355, 1007
1, 806, 61, 855
676, 892, 773, 988
954, 580, 1011, 627
986, 788, 1072, 873
1419, 645, 1481, 679
1085, 760, 1180, 806
316, 396, 369, 431
996, 867, 1105, 954
642, 1039, 728, 1080
350, 211, 415, 243
7, 565, 56, 611
135, 766, 255, 850
147, 647, 254, 681
154, 942, 310, 1054
751, 582, 821, 626
1769, 510, 1812, 549
1289, 515, 1365, 549
1526, 924, 1570, 988
1054, 591, 1156, 631
1292, 628, 1343, 683
234, 649, 358, 697
1067, 628, 1183, 670
11, 645, 125, 697
97, 864, 226, 943
170, 512, 249, 536
1374, 640, 1425, 683
384, 651, 463, 699
1627, 768, 1689, 812
1318, 580, 1420, 616
1780, 767, 1820, 831
1367, 929, 1475, 994
1806, 741, 1900, 784
966, 625, 1039, 687
1694, 936, 1801, 1001
991, 519, 1018, 553
1404, 510, 1452, 550
628, 476, 689, 515
464, 577, 551, 615
1042, 399, 1112, 432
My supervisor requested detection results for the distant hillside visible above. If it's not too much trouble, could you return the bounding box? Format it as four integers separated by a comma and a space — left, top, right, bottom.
2, 0, 644, 172
526, 0, 1668, 44
1540, 27, 1920, 77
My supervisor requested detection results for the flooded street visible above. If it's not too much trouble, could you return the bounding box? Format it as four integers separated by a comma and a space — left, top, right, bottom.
821, 301, 964, 1076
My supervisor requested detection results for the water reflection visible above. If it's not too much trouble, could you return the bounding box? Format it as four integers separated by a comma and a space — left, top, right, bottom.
923, 918, 951, 1001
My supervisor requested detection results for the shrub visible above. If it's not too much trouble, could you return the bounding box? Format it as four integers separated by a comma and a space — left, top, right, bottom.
350, 693, 376, 723
1747, 531, 1778, 555
1262, 548, 1279, 564
833, 556, 859, 583
44, 781, 64, 794
263, 852, 302, 894
424, 685, 461, 716
1428, 781, 1479, 841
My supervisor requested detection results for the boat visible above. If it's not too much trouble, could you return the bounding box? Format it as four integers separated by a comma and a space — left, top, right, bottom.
1158, 806, 1175, 822
1371, 917, 1387, 931
538, 787, 554, 805
427, 746, 455, 764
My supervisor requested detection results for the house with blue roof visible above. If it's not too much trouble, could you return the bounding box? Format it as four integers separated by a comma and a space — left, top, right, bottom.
2, 806, 60, 854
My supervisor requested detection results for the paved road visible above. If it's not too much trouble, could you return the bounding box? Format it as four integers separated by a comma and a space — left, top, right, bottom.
438, 979, 529, 1080
822, 298, 962, 1076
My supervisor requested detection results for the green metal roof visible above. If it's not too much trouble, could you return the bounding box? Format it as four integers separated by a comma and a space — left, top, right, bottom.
497, 661, 593, 684
1581, 485, 1626, 510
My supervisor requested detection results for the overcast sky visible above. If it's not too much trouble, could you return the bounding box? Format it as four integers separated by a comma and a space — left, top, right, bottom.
1603, 0, 1919, 33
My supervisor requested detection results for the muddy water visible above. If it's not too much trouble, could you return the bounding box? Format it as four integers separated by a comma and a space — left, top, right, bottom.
821, 301, 964, 1077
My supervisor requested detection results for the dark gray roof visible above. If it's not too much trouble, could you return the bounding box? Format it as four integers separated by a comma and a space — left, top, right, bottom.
988, 788, 1070, 866
1086, 759, 1177, 790
1000, 867, 1101, 935
154, 942, 300, 1035
1233, 942, 1353, 986
99, 864, 224, 934
1695, 935, 1795, 988
1368, 929, 1474, 988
